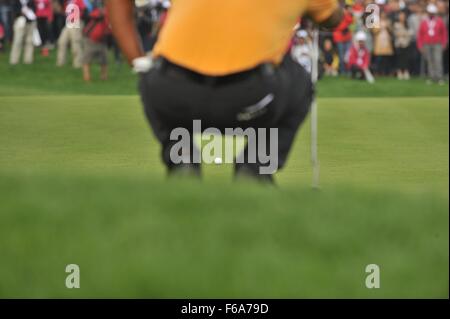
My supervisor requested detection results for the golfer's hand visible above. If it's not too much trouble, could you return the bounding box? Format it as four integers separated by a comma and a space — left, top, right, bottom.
132, 56, 153, 74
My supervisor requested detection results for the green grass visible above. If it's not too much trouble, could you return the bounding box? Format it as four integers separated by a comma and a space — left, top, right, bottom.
0, 50, 448, 97
0, 174, 447, 298
0, 49, 448, 298
0, 96, 447, 193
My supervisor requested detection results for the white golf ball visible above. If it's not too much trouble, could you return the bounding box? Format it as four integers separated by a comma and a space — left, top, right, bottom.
214, 157, 223, 165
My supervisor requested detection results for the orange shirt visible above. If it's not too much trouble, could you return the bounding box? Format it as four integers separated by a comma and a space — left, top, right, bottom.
153, 0, 338, 76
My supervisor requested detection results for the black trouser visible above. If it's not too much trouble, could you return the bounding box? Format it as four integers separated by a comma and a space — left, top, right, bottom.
351, 65, 366, 80
37, 17, 51, 46
138, 55, 313, 175
396, 46, 410, 71
374, 55, 394, 75
409, 41, 422, 76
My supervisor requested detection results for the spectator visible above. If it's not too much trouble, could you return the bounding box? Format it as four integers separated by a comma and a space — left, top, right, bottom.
348, 31, 374, 83
372, 12, 394, 75
291, 30, 313, 74
437, 0, 449, 78
333, 4, 354, 74
81, 3, 110, 81
417, 3, 448, 84
136, 1, 152, 53
147, 0, 170, 52
9, 0, 37, 65
0, 0, 12, 43
322, 38, 338, 76
394, 11, 412, 80
34, 0, 53, 56
0, 19, 4, 51
52, 0, 66, 41
407, 2, 425, 76
56, 0, 86, 68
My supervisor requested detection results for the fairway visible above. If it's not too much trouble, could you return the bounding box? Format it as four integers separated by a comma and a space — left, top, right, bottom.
0, 95, 448, 298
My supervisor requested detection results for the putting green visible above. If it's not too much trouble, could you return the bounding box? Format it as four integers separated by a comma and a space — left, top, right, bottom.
0, 96, 447, 193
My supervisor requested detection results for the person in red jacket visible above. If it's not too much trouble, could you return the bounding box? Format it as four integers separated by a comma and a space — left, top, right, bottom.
417, 3, 448, 84
34, 0, 53, 56
81, 3, 111, 81
333, 4, 353, 74
348, 31, 373, 83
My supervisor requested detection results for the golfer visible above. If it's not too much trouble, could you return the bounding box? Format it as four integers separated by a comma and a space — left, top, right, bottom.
106, 0, 343, 182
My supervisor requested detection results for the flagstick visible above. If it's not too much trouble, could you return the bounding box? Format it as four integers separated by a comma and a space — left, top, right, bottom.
311, 28, 320, 189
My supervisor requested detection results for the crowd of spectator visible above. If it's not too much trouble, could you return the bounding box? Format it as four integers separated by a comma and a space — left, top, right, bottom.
0, 0, 448, 84
0, 0, 169, 81
0, 0, 113, 80
291, 0, 449, 84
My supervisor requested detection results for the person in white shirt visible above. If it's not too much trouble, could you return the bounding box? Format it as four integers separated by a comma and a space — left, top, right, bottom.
291, 30, 313, 74
9, 0, 37, 65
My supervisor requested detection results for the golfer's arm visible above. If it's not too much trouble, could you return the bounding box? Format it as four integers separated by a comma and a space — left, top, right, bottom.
106, 0, 144, 65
